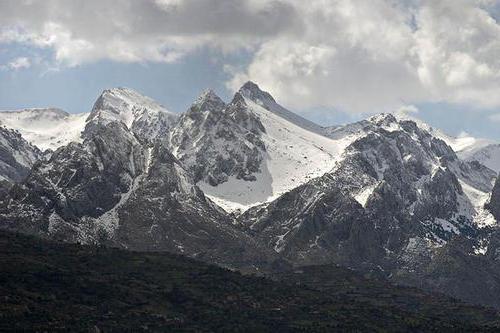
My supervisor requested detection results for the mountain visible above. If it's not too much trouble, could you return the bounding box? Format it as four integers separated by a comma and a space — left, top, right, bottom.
459, 143, 500, 173
392, 112, 500, 172
424, 130, 500, 173
171, 82, 358, 212
0, 88, 269, 270
168, 89, 267, 190
0, 120, 149, 239
486, 176, 500, 221
0, 88, 178, 152
238, 113, 500, 307
3, 82, 500, 310
86, 87, 178, 142
0, 108, 88, 151
238, 81, 326, 135
2, 230, 500, 332
0, 126, 41, 185
241, 113, 496, 260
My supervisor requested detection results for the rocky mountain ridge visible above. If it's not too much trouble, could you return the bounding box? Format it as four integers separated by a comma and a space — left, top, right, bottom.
0, 88, 271, 270
0, 126, 41, 184
1, 82, 500, 308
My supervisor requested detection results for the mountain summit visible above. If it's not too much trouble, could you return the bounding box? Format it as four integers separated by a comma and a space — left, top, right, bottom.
86, 87, 178, 141
2, 83, 500, 309
238, 81, 326, 134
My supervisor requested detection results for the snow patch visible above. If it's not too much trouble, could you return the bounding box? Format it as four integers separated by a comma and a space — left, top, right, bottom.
354, 183, 378, 207
459, 180, 497, 228
200, 98, 361, 213
0, 108, 88, 151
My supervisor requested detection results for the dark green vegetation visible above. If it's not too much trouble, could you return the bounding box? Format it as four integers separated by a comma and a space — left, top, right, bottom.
1, 231, 499, 332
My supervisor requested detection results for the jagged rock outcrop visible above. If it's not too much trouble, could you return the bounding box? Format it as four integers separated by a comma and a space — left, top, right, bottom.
486, 176, 500, 221
0, 121, 145, 238
0, 126, 41, 184
86, 87, 178, 142
113, 141, 271, 268
168, 89, 266, 186
173, 82, 356, 213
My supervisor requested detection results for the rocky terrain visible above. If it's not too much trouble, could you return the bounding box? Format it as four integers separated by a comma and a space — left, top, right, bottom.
1, 82, 500, 310
0, 126, 41, 185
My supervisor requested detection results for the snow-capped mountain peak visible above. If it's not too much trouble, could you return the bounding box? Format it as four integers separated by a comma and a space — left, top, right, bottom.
86, 87, 178, 141
168, 88, 266, 190
194, 89, 225, 108
367, 113, 398, 126
87, 87, 175, 127
190, 85, 361, 212
238, 81, 326, 135
239, 81, 277, 106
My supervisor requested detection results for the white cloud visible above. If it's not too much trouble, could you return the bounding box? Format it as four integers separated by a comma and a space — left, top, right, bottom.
228, 0, 424, 113
412, 0, 500, 105
395, 105, 420, 117
3, 0, 500, 113
1, 57, 31, 70
230, 0, 500, 113
0, 0, 297, 65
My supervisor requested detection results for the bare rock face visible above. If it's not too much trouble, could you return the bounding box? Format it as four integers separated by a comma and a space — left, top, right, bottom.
168, 89, 266, 186
113, 141, 271, 268
0, 126, 41, 184
486, 177, 500, 221
0, 121, 144, 238
242, 115, 492, 261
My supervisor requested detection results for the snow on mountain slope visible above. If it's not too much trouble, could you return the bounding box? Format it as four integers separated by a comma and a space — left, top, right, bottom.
0, 88, 179, 152
0, 126, 42, 183
87, 87, 178, 141
0, 108, 88, 151
326, 113, 499, 229
422, 126, 500, 173
417, 127, 499, 170
238, 81, 327, 135
458, 143, 500, 173
240, 113, 497, 271
459, 180, 496, 228
198, 83, 362, 213
393, 111, 500, 172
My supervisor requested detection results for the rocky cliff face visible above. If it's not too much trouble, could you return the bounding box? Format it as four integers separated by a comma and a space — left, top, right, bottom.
86, 87, 178, 142
183, 82, 359, 213
112, 141, 270, 268
486, 176, 500, 221
168, 89, 266, 186
0, 126, 41, 184
0, 121, 145, 238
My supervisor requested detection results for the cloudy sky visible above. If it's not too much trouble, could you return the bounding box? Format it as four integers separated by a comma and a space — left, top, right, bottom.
2, 0, 500, 139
